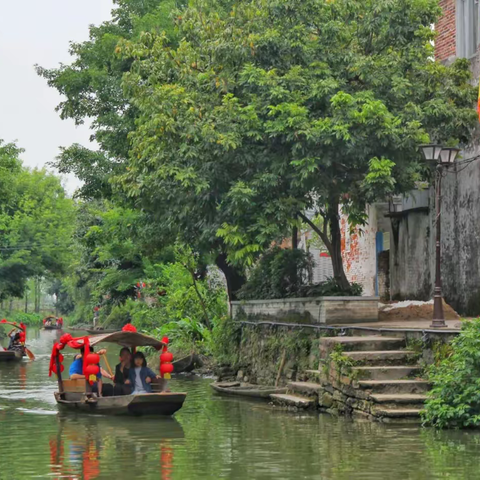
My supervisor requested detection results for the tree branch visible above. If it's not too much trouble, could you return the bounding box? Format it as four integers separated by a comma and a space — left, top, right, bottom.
298, 212, 332, 252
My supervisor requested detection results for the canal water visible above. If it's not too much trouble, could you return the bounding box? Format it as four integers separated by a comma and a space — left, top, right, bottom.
1, 328, 480, 479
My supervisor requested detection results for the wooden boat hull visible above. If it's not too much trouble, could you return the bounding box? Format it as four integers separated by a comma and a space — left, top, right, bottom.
54, 392, 187, 416
210, 382, 287, 399
0, 350, 23, 362
173, 354, 203, 373
85, 329, 119, 334
43, 325, 62, 330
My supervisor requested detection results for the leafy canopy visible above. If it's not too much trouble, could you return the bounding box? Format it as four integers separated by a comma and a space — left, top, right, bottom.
117, 0, 476, 271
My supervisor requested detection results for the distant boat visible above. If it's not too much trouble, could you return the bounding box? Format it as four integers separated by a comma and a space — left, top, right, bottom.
210, 382, 287, 399
85, 328, 120, 334
43, 325, 62, 331
173, 354, 203, 373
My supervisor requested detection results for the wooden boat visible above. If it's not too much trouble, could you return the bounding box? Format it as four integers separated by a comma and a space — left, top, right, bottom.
0, 350, 23, 362
85, 328, 119, 334
43, 325, 62, 330
173, 353, 203, 373
51, 330, 186, 416
210, 381, 287, 399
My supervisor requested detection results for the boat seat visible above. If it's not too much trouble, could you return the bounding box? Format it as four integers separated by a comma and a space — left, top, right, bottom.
62, 379, 86, 393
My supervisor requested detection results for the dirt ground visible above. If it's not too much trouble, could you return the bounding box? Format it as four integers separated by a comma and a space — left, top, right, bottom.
378, 299, 459, 322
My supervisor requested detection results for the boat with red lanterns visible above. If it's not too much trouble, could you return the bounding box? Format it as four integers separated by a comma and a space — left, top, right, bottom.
49, 325, 186, 416
0, 320, 35, 361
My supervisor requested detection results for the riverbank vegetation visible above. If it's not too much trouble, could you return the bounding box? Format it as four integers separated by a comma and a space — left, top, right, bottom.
422, 319, 480, 429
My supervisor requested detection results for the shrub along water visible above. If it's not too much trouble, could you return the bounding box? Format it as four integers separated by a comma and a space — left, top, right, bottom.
237, 247, 362, 300
422, 318, 480, 429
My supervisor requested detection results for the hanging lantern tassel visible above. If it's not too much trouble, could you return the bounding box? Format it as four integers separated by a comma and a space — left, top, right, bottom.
159, 338, 173, 380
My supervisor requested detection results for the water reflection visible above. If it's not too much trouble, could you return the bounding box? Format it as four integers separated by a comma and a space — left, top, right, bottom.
1, 327, 480, 479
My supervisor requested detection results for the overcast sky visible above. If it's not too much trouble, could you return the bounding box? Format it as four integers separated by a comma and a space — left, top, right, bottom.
0, 0, 114, 193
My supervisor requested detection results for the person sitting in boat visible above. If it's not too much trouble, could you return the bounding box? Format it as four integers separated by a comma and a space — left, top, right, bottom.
125, 352, 160, 394
7, 331, 22, 352
56, 317, 64, 327
113, 347, 132, 396
69, 346, 113, 397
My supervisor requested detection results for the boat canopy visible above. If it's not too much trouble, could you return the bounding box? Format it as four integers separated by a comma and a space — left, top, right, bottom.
89, 331, 166, 349
0, 320, 26, 331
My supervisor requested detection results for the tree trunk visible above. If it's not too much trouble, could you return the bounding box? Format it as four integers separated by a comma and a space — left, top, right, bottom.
292, 225, 298, 250
327, 200, 350, 291
9, 298, 13, 312
215, 253, 246, 303
34, 278, 40, 314
25, 291, 28, 313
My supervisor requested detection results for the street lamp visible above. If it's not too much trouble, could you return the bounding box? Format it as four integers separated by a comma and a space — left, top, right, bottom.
419, 144, 461, 328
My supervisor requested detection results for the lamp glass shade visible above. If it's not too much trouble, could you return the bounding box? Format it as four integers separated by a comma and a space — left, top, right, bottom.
419, 144, 443, 162
439, 147, 461, 165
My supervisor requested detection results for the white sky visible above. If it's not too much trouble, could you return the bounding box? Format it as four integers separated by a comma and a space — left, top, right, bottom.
0, 0, 114, 193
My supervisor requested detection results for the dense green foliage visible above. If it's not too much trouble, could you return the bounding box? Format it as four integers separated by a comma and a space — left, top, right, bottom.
422, 319, 480, 429
117, 0, 477, 290
0, 140, 75, 304
237, 247, 362, 300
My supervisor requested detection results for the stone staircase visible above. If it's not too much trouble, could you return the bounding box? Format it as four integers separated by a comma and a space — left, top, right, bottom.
270, 334, 429, 422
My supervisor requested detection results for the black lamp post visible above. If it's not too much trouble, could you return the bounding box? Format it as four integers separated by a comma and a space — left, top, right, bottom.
419, 144, 460, 328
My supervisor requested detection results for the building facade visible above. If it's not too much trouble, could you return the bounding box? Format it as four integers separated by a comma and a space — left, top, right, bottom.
339, 5, 480, 314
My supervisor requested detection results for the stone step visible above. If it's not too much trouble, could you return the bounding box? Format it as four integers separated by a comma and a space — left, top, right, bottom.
351, 366, 422, 381
374, 407, 423, 418
270, 393, 315, 409
373, 408, 423, 422
369, 393, 427, 409
287, 381, 322, 397
344, 350, 417, 366
358, 379, 431, 395
320, 336, 405, 353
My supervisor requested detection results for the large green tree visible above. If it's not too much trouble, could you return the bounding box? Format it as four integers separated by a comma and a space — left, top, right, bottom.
0, 141, 75, 300
117, 0, 476, 289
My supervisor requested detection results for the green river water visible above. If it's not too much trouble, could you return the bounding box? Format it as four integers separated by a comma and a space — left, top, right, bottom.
1, 327, 480, 479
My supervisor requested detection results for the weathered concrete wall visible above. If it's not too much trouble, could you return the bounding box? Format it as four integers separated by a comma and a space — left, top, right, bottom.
390, 164, 480, 315
231, 297, 379, 325
390, 208, 434, 301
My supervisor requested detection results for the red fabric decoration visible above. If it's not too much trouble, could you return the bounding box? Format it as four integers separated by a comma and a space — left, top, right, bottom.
52, 363, 64, 374
160, 363, 174, 375
161, 336, 169, 345
58, 354, 64, 363
160, 352, 173, 363
0, 319, 6, 323
122, 324, 137, 332
59, 334, 73, 345
85, 353, 100, 365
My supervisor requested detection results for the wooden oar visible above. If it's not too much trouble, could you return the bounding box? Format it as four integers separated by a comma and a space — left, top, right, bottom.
24, 346, 35, 361
101, 354, 114, 378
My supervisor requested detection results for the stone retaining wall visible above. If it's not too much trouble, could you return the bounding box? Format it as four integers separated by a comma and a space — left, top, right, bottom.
231, 296, 379, 325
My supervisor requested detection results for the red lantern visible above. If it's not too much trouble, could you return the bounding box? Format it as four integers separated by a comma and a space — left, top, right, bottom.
160, 352, 173, 363
85, 353, 100, 365
160, 363, 174, 375
85, 364, 100, 385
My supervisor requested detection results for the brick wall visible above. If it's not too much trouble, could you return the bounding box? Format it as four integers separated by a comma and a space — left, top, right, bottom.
340, 206, 378, 296
436, 0, 456, 61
